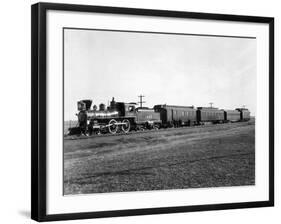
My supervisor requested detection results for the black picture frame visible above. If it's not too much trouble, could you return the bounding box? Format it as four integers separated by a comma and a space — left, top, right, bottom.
31, 2, 274, 222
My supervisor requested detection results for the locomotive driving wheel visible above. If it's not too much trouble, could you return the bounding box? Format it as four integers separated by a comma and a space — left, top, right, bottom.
121, 119, 130, 133
108, 119, 118, 134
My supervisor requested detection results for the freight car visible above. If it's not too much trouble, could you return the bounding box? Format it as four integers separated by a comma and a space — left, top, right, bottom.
154, 104, 197, 127
196, 107, 225, 124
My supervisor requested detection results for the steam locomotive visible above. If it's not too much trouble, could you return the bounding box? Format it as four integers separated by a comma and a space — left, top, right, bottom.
68, 97, 250, 136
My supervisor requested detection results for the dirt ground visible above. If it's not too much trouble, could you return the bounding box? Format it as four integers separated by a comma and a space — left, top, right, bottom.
64, 121, 255, 195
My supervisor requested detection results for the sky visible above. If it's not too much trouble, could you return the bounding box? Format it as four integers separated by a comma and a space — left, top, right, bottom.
64, 29, 256, 121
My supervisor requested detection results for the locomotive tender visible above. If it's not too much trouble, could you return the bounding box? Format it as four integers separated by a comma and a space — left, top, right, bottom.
70, 97, 251, 136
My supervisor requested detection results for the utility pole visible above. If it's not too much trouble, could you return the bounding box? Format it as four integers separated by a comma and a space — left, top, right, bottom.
209, 102, 214, 108
138, 95, 146, 108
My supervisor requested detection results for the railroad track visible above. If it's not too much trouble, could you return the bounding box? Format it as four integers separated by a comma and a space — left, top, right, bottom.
64, 122, 250, 141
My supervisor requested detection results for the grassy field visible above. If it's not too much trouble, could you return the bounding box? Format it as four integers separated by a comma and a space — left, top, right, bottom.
64, 121, 255, 195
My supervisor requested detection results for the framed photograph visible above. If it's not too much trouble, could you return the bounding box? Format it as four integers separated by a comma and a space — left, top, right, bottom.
31, 2, 274, 222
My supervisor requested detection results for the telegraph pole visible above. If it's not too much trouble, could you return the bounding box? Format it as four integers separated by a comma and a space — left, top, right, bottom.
138, 95, 146, 108
209, 102, 214, 108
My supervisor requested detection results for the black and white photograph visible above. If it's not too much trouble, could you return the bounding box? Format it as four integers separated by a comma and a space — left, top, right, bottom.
30, 2, 274, 222
63, 28, 256, 195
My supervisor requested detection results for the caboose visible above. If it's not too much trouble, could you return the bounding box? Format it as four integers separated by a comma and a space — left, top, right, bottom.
76, 97, 161, 135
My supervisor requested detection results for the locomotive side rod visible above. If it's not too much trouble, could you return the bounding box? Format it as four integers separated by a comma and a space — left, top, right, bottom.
106, 122, 128, 127
91, 122, 128, 129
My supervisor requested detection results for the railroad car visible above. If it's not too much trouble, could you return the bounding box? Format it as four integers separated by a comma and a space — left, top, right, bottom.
224, 110, 241, 122
196, 107, 224, 124
154, 104, 197, 127
236, 108, 251, 121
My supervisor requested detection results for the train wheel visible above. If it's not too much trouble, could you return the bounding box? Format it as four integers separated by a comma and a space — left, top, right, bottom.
153, 124, 159, 130
93, 128, 101, 135
121, 119, 130, 133
108, 119, 118, 134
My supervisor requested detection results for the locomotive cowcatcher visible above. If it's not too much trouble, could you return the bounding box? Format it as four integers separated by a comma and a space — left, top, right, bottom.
76, 97, 161, 135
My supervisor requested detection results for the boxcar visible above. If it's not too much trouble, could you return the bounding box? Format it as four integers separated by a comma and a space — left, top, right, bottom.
236, 108, 251, 121
196, 107, 224, 124
154, 104, 197, 127
224, 110, 241, 122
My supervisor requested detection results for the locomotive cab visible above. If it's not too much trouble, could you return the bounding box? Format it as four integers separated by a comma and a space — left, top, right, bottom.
114, 102, 137, 117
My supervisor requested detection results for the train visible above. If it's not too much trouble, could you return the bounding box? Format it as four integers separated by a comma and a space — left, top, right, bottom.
68, 97, 251, 136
